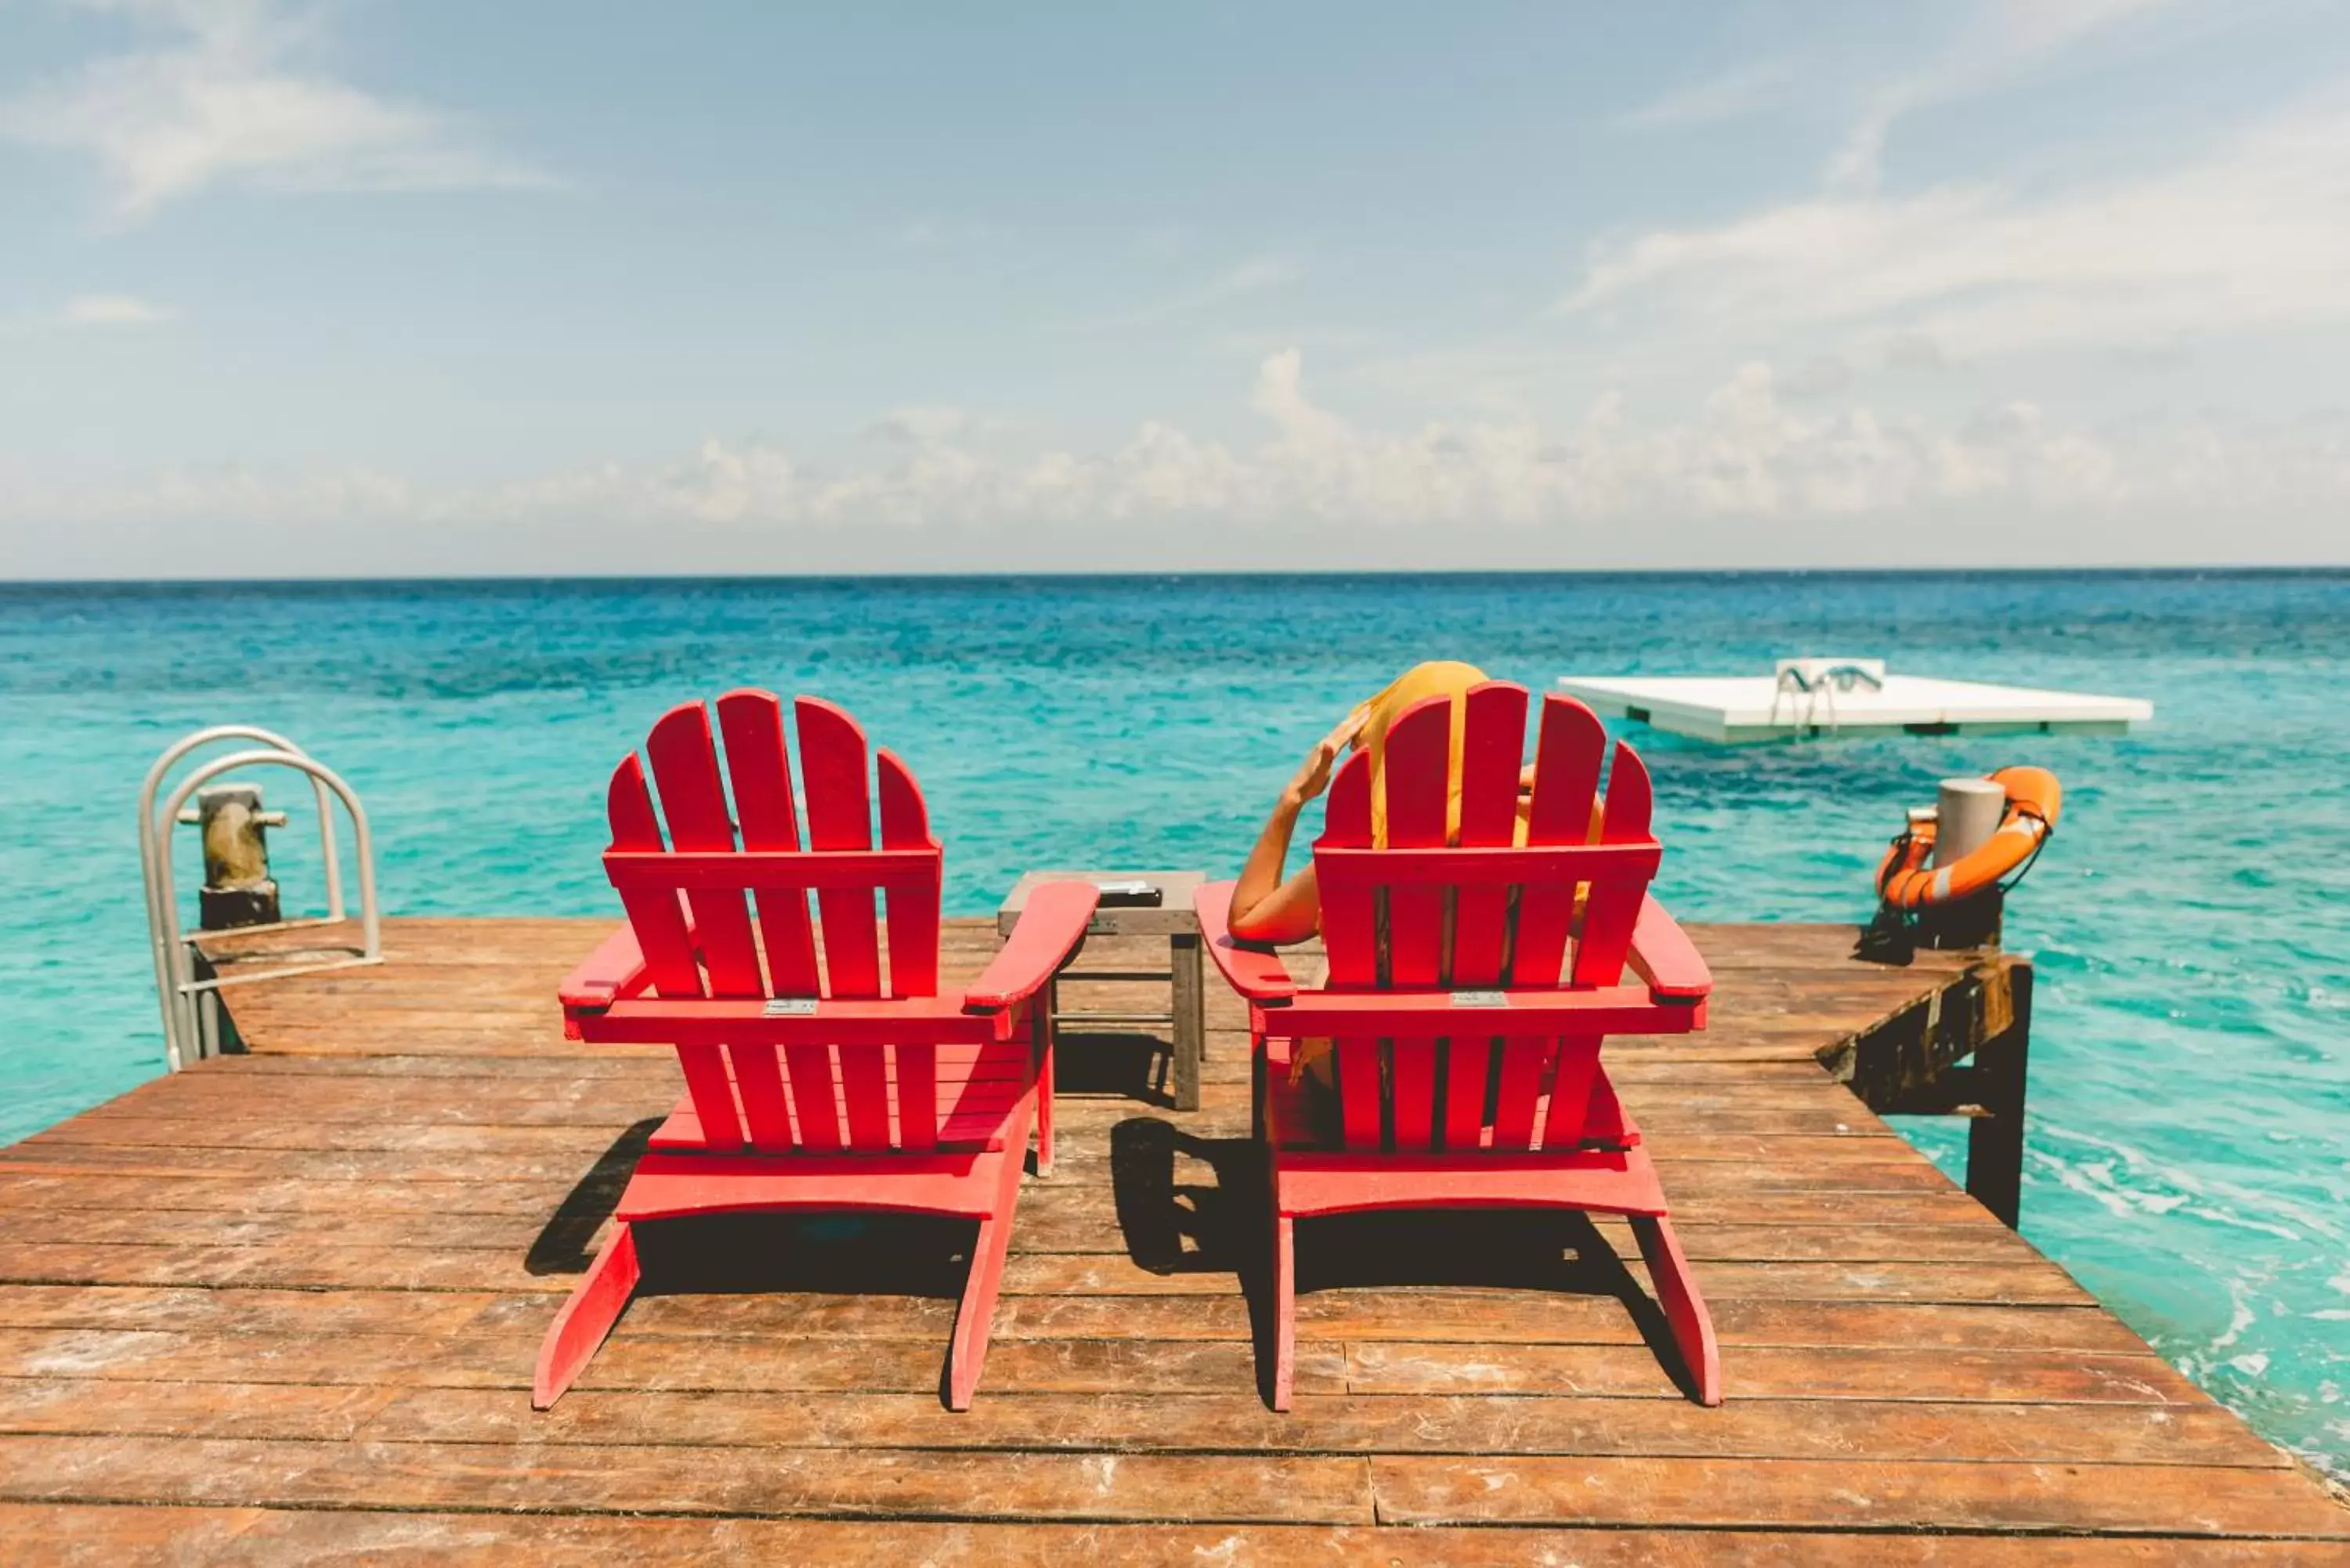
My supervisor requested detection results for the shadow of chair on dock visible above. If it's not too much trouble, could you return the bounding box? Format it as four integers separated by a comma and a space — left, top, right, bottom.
1108, 1116, 1259, 1276
1105, 1113, 1703, 1406
524, 1118, 657, 1279
522, 1115, 967, 1302
1056, 1028, 1188, 1108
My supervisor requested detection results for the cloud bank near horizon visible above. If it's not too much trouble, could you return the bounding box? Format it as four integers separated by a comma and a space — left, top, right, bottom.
5, 351, 2343, 576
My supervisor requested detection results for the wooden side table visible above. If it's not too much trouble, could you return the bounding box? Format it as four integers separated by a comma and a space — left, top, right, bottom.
996, 869, 1207, 1111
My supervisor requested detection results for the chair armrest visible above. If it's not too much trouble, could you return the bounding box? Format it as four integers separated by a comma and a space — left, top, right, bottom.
966, 880, 1101, 1010
583, 995, 1011, 1046
1628, 894, 1712, 1004
1253, 984, 1701, 1039
1195, 880, 1300, 1002
559, 923, 654, 1040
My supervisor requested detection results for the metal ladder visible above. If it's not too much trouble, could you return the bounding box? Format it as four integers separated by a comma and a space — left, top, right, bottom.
1768, 659, 1886, 736
139, 728, 383, 1071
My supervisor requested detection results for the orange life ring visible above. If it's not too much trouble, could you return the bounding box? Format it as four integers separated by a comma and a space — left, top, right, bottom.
1876, 766, 2061, 910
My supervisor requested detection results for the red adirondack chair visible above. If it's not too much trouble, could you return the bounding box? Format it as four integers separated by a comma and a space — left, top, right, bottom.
545, 690, 1097, 1411
1196, 683, 1721, 1409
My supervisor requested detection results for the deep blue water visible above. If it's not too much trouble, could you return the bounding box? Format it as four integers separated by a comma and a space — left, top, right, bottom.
1, 571, 2343, 1476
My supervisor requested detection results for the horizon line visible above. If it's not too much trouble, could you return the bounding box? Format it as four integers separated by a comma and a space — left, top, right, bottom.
4, 563, 2348, 591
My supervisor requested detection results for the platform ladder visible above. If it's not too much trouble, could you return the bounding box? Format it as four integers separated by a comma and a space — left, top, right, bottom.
140, 727, 383, 1071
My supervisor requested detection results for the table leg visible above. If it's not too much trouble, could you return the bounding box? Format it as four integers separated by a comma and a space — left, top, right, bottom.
1171, 931, 1203, 1111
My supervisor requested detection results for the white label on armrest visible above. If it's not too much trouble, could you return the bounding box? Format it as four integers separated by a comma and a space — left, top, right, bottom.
762, 998, 818, 1017
1451, 990, 1509, 1007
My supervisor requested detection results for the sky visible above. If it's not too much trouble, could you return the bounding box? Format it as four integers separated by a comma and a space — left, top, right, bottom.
3, 0, 2348, 576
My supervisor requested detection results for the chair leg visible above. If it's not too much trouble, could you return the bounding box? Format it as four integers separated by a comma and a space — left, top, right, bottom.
945, 1138, 1028, 1411
533, 1221, 642, 1411
1034, 999, 1056, 1179
1269, 1209, 1297, 1412
1629, 1212, 1721, 1406
1259, 1063, 1297, 1413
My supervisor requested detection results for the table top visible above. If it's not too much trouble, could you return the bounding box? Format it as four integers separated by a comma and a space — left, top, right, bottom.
996, 869, 1206, 936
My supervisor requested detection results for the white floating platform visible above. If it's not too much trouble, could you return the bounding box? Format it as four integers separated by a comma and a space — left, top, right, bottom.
1557, 665, 2152, 744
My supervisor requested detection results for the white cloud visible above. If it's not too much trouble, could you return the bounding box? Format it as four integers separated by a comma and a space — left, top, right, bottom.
1618, 60, 1799, 132
62, 293, 175, 326
0, 0, 555, 219
1827, 0, 2178, 191
7, 353, 2348, 573
1560, 96, 2350, 362
1625, 2, 2191, 186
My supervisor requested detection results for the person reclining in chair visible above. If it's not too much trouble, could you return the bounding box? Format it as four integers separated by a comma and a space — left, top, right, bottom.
1227, 660, 1607, 1103
1228, 659, 1594, 945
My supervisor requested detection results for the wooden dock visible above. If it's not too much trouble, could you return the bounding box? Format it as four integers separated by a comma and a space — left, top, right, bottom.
1, 916, 2343, 1563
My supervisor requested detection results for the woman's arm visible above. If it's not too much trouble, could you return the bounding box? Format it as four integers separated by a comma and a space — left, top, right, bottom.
1227, 711, 1364, 945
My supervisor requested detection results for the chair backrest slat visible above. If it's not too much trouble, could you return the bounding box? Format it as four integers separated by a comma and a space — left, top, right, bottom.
895, 1041, 938, 1152
645, 703, 762, 995
785, 1039, 844, 1153
1514, 695, 1607, 988
1380, 697, 1452, 987
716, 689, 821, 996
1571, 741, 1654, 988
1308, 686, 1662, 1154
1441, 685, 1526, 1150
1317, 749, 1382, 1149
796, 698, 884, 999
606, 757, 700, 996
1378, 698, 1450, 1149
877, 749, 940, 1147
1318, 752, 1378, 985
1541, 1038, 1602, 1149
1490, 1036, 1550, 1151
1451, 682, 1526, 987
878, 750, 942, 999
1553, 736, 1654, 1151
601, 691, 952, 1156
608, 749, 742, 1151
791, 699, 891, 1147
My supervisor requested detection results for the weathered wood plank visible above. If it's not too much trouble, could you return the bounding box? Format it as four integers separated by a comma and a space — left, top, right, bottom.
348, 1386, 2289, 1468
13, 1505, 2343, 1567
0, 1434, 1377, 1523
1343, 1341, 2198, 1403
1369, 1454, 2350, 1535
0, 1325, 1356, 1399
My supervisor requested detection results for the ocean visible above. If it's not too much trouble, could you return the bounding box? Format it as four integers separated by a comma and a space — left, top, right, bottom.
1, 570, 2342, 1476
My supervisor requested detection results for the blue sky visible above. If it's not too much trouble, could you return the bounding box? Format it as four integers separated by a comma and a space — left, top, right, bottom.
3, 0, 2348, 575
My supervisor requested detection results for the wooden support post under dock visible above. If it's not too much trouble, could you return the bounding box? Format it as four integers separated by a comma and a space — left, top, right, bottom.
1844, 947, 2034, 1228
1965, 962, 2034, 1227
0, 916, 2340, 1561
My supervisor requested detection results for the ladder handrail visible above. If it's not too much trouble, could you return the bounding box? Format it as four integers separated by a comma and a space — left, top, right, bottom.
140, 735, 379, 1071
139, 726, 344, 1064
139, 725, 344, 919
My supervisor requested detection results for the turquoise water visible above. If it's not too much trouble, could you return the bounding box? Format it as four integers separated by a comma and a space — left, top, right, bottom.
2, 572, 2344, 1476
